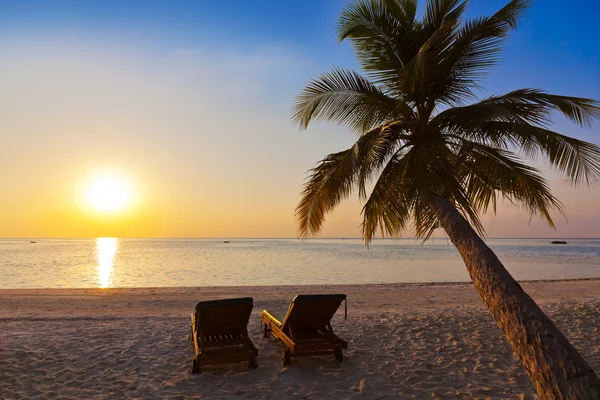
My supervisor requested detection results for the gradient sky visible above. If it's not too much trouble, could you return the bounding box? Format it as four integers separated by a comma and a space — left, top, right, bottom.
0, 0, 599, 238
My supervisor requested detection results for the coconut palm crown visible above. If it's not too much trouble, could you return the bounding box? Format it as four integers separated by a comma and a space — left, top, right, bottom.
292, 0, 600, 242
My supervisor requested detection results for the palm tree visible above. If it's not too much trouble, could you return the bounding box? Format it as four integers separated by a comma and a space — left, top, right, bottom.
292, 0, 600, 398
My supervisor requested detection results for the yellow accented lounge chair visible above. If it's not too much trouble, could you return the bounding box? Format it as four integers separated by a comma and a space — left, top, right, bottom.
261, 294, 347, 366
189, 297, 258, 373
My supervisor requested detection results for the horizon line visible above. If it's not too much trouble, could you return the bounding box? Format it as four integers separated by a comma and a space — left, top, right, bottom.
2, 237, 598, 240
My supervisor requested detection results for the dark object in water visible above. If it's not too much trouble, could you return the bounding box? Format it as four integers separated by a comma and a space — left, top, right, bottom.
551, 240, 568, 244
224, 241, 230, 243
30, 241, 36, 244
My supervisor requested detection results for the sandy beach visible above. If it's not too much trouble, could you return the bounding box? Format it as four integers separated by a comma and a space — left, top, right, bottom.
1, 279, 600, 399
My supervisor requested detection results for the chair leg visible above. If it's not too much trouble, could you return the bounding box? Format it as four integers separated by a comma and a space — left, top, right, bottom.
282, 349, 291, 366
248, 355, 258, 369
263, 323, 270, 338
190, 358, 200, 374
334, 349, 343, 362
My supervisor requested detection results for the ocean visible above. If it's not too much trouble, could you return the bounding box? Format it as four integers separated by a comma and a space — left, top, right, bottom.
1, 238, 599, 289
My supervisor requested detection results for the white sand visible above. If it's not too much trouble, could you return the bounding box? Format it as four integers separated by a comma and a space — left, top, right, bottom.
1, 280, 600, 399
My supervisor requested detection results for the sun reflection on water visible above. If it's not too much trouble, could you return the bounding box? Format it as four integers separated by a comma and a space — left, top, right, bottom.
96, 237, 118, 288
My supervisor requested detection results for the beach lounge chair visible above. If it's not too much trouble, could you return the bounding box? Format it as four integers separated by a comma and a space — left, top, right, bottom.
261, 294, 348, 366
189, 297, 258, 373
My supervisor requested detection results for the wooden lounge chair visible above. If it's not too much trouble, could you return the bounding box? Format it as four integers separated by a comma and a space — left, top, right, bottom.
189, 297, 258, 373
261, 294, 348, 366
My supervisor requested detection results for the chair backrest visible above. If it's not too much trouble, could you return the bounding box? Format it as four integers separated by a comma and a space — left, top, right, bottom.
280, 294, 346, 333
194, 297, 253, 336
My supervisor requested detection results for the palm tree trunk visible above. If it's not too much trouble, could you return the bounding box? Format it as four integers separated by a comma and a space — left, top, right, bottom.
430, 194, 600, 399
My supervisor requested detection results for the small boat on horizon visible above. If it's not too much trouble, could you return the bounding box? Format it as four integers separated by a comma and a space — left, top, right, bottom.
224, 241, 230, 243
30, 241, 36, 244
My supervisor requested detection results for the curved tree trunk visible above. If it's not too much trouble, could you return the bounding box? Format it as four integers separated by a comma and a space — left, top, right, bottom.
430, 195, 600, 399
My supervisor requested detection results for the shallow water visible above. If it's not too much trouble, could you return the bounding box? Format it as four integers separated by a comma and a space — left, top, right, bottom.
0, 238, 599, 289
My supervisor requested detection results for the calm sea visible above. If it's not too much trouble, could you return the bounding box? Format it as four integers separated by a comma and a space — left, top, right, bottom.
0, 238, 599, 289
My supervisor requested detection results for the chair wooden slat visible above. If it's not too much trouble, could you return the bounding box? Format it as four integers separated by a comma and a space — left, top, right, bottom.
190, 297, 258, 373
261, 294, 347, 366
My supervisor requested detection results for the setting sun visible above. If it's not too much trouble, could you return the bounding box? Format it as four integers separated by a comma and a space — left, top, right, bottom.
85, 175, 132, 212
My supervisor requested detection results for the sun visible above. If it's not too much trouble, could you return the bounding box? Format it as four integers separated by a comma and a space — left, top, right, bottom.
85, 175, 132, 212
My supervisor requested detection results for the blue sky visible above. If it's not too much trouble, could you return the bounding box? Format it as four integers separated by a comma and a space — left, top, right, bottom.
2, 0, 598, 120
0, 0, 599, 238
2, 0, 598, 94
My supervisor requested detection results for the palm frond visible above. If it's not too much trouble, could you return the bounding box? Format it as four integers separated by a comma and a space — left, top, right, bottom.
356, 122, 413, 199
502, 124, 600, 186
292, 67, 408, 131
361, 150, 412, 242
508, 90, 600, 127
338, 0, 424, 96
412, 197, 440, 238
492, 0, 532, 29
296, 149, 359, 238
362, 143, 451, 241
338, 0, 421, 65
423, 0, 468, 35
384, 0, 419, 24
453, 140, 564, 226
433, 89, 600, 130
532, 130, 600, 187
441, 119, 600, 186
430, 0, 532, 107
397, 18, 460, 107
297, 123, 409, 238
